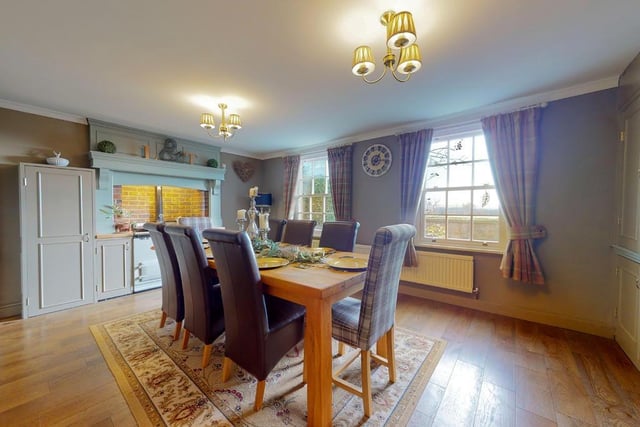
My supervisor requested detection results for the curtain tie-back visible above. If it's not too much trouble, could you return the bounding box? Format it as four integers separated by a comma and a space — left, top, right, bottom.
508, 225, 546, 240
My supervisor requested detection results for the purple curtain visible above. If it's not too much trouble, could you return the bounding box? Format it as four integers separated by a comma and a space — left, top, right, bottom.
399, 129, 433, 266
481, 107, 546, 285
283, 155, 300, 219
327, 145, 353, 221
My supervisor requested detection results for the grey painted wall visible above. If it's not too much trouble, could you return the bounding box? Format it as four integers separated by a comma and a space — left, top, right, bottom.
259, 89, 619, 336
219, 153, 263, 230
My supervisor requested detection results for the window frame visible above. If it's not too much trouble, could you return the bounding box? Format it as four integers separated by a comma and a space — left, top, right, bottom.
415, 124, 506, 253
293, 153, 335, 229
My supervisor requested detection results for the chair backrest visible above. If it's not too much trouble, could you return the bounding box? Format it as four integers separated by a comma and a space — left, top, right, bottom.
319, 221, 360, 252
177, 216, 212, 242
268, 218, 287, 242
143, 222, 184, 322
281, 219, 316, 246
203, 229, 270, 374
357, 224, 416, 349
165, 224, 223, 344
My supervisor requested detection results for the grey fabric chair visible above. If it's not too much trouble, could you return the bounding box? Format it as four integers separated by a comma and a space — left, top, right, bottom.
268, 218, 287, 242
280, 219, 316, 246
176, 216, 212, 242
166, 224, 224, 369
331, 224, 416, 418
319, 220, 360, 252
203, 228, 306, 411
143, 222, 184, 341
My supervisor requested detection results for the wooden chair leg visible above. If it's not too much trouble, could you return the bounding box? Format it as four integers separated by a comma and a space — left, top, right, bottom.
202, 343, 213, 369
182, 329, 190, 349
254, 380, 266, 411
222, 357, 234, 382
159, 311, 167, 328
337, 341, 346, 356
361, 350, 372, 418
172, 320, 182, 341
386, 327, 396, 383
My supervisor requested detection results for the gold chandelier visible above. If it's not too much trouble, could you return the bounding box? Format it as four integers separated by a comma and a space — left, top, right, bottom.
199, 103, 242, 141
352, 10, 422, 84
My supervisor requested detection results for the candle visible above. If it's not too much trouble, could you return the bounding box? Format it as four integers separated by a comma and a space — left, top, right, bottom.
237, 209, 246, 220
259, 213, 268, 229
249, 186, 259, 198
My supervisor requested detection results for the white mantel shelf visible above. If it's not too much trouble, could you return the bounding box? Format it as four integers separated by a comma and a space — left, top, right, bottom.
89, 151, 226, 182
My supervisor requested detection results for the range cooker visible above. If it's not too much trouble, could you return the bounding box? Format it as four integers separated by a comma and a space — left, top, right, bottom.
132, 229, 162, 292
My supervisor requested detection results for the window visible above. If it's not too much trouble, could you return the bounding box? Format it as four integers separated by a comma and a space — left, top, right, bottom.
417, 127, 505, 251
294, 154, 335, 226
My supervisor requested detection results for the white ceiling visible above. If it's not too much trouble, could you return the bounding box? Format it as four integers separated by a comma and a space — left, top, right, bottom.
1, 0, 639, 159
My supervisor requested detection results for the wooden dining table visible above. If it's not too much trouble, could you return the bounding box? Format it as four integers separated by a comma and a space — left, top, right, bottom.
208, 252, 368, 426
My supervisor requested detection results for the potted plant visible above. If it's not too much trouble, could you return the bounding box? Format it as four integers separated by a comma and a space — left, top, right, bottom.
99, 204, 131, 232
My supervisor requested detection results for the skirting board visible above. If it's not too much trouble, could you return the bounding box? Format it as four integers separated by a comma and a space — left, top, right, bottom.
0, 302, 22, 319
399, 283, 614, 338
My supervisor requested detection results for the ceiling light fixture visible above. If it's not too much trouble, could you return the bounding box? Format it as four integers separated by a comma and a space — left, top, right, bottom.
199, 103, 242, 141
352, 10, 422, 84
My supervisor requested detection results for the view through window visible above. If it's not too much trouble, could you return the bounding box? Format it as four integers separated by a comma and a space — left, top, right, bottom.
418, 128, 504, 250
294, 155, 335, 227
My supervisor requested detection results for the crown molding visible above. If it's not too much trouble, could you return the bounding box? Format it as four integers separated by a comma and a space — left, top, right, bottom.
259, 75, 619, 159
0, 98, 87, 124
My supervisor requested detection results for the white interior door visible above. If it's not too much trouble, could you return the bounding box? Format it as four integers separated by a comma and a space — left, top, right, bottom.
22, 165, 95, 317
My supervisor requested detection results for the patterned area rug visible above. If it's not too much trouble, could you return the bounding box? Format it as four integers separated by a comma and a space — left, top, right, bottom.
90, 310, 446, 426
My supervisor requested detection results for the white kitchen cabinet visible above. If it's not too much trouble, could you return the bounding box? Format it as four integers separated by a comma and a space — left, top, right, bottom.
615, 255, 640, 369
95, 236, 132, 300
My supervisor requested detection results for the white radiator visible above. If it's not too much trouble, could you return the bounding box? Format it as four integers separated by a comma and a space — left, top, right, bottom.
400, 252, 475, 294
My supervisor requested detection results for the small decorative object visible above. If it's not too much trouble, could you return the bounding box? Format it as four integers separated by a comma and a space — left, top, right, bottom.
362, 143, 392, 177
258, 212, 270, 241
236, 209, 247, 231
46, 150, 69, 167
233, 160, 255, 182
206, 158, 219, 168
97, 140, 116, 153
142, 144, 150, 159
158, 138, 185, 162
246, 192, 259, 239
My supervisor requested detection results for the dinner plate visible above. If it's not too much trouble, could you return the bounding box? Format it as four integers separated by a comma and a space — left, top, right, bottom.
326, 256, 367, 271
256, 257, 290, 269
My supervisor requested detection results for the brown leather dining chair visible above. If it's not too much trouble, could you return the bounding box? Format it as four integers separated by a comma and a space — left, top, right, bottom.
267, 218, 287, 242
166, 224, 225, 369
319, 220, 360, 252
143, 222, 184, 341
203, 228, 306, 412
280, 219, 316, 246
331, 224, 416, 418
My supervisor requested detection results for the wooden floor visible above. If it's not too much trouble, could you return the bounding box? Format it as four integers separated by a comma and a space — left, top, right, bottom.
1, 290, 639, 426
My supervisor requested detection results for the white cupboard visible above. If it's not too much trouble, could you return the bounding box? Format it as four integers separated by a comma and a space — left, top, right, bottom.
20, 164, 95, 317
95, 236, 132, 300
615, 52, 640, 369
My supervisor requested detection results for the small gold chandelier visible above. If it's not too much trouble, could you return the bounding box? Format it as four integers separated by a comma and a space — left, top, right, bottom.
199, 103, 242, 141
352, 10, 422, 84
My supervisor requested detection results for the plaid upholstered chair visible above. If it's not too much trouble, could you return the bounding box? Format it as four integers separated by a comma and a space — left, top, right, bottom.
319, 220, 360, 252
177, 216, 212, 242
331, 224, 416, 418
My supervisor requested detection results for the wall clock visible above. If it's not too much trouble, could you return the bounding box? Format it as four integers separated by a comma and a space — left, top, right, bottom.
362, 143, 392, 177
